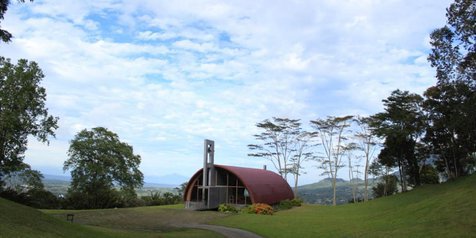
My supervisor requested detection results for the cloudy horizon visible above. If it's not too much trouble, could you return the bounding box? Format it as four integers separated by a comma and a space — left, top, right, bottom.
1, 0, 451, 185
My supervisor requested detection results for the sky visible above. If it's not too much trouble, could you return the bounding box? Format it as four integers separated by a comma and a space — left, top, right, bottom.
1, 0, 452, 185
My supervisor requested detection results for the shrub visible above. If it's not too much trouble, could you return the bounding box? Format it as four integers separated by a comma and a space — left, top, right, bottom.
277, 198, 303, 210
291, 198, 303, 206
241, 205, 254, 214
218, 203, 238, 213
277, 199, 293, 210
244, 203, 274, 215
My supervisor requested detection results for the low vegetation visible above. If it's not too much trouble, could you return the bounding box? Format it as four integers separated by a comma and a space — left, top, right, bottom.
0, 198, 224, 238
215, 174, 476, 237
1, 173, 475, 237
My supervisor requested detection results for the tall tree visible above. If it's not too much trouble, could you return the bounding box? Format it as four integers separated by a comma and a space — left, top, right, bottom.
310, 115, 353, 206
344, 142, 359, 203
425, 0, 476, 179
64, 127, 144, 209
290, 131, 315, 197
248, 117, 301, 180
354, 116, 379, 201
1, 0, 33, 43
0, 57, 58, 182
370, 90, 425, 190
428, 0, 475, 85
423, 83, 476, 179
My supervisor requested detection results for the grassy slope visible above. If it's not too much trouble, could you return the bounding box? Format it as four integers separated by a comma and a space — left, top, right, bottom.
0, 199, 222, 238
0, 197, 111, 238
215, 174, 476, 237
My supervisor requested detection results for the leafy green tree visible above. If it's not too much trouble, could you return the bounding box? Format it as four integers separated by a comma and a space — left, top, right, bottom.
310, 115, 353, 206
2, 163, 44, 192
372, 175, 398, 198
0, 57, 58, 183
428, 0, 475, 85
370, 90, 425, 190
425, 0, 476, 179
64, 127, 144, 209
1, 0, 33, 43
248, 117, 302, 180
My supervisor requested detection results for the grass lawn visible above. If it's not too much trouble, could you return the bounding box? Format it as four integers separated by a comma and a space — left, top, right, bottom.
2, 174, 475, 237
1, 199, 224, 238
214, 174, 476, 237
44, 204, 228, 235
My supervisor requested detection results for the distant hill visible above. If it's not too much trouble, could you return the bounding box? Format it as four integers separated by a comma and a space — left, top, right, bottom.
298, 177, 377, 205
41, 174, 181, 196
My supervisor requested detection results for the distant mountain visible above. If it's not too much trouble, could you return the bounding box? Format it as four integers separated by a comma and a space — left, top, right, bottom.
299, 177, 349, 190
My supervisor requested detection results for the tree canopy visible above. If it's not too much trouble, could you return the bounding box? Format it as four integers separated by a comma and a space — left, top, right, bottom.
64, 127, 144, 209
0, 57, 58, 181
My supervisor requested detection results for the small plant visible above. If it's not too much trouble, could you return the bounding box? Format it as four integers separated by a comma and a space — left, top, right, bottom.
276, 198, 303, 210
241, 205, 254, 214
243, 203, 274, 215
277, 199, 293, 210
291, 198, 303, 207
218, 203, 238, 213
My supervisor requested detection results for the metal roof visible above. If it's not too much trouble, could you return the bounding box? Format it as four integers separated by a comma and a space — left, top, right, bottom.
184, 164, 294, 205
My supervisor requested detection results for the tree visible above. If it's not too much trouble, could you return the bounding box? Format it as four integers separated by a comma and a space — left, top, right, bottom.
290, 131, 315, 197
248, 117, 301, 180
0, 57, 58, 183
345, 142, 360, 203
64, 127, 144, 209
428, 0, 475, 85
372, 174, 398, 198
1, 0, 33, 43
354, 116, 379, 201
425, 0, 476, 179
370, 90, 425, 191
310, 115, 353, 206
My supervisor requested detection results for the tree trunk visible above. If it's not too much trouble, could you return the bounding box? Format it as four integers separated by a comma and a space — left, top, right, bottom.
332, 177, 337, 206
364, 158, 369, 201
294, 172, 299, 198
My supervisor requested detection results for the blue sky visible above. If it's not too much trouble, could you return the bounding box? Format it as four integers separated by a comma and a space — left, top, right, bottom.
1, 0, 451, 185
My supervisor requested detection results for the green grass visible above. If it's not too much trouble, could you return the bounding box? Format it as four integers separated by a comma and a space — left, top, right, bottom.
3, 174, 476, 237
43, 204, 228, 234
0, 199, 223, 238
215, 174, 476, 237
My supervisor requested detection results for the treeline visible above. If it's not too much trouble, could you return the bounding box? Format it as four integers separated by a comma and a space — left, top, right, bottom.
0, 174, 186, 209
249, 0, 476, 205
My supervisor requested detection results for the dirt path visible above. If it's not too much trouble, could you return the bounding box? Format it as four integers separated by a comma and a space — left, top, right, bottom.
184, 224, 263, 238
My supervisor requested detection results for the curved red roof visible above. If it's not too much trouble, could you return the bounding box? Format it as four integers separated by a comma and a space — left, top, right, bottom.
184, 164, 294, 205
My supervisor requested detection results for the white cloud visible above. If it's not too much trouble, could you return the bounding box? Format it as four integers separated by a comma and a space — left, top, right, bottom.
2, 0, 453, 185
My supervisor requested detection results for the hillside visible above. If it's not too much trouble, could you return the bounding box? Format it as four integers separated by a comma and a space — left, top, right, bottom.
216, 174, 476, 237
0, 197, 113, 238
0, 198, 220, 238
298, 177, 376, 204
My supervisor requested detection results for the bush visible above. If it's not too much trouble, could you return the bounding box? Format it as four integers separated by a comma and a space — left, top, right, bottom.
0, 187, 62, 209
290, 198, 303, 207
276, 198, 303, 210
141, 191, 182, 206
218, 203, 238, 213
277, 199, 293, 210
243, 203, 274, 215
373, 175, 398, 198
